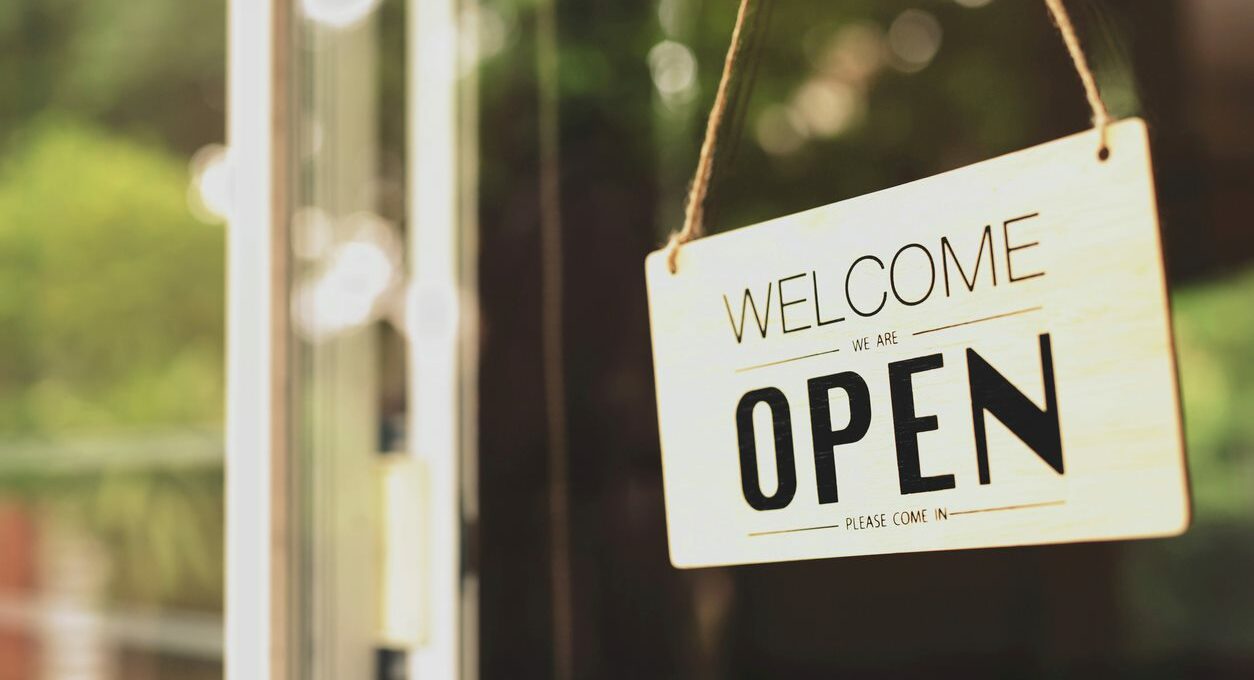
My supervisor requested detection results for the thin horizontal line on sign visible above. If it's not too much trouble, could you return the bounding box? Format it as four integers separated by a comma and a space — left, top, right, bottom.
913, 306, 1044, 336
748, 523, 842, 537
949, 500, 1065, 516
736, 347, 840, 373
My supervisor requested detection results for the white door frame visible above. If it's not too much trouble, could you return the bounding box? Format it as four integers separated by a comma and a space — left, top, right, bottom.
408, 0, 475, 673
225, 0, 289, 677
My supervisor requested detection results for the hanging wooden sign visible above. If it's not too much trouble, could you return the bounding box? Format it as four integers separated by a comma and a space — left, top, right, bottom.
645, 119, 1190, 568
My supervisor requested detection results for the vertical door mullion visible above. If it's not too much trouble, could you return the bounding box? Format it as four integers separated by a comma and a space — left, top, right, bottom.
226, 0, 291, 677
409, 0, 472, 674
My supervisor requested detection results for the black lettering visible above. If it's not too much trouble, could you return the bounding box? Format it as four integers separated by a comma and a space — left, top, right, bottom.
736, 388, 797, 510
1004, 213, 1045, 283
889, 354, 955, 495
723, 282, 774, 343
812, 270, 844, 327
890, 243, 936, 306
807, 372, 872, 504
941, 225, 997, 296
778, 273, 812, 334
967, 334, 1064, 484
845, 255, 887, 318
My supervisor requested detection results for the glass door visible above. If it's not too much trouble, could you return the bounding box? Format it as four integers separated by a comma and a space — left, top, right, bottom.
225, 0, 1254, 678
226, 0, 475, 677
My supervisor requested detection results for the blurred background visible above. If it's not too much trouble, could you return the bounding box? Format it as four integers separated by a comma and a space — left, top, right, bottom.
2, 0, 1254, 678
0, 1, 225, 678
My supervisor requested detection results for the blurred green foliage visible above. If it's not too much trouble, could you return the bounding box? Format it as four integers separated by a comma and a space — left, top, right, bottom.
1174, 269, 1254, 521
0, 117, 225, 610
0, 117, 224, 435
0, 0, 225, 613
31, 467, 226, 611
1123, 269, 1254, 659
0, 0, 224, 153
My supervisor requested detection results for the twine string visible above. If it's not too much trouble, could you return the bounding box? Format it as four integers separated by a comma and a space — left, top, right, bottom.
666, 0, 1114, 274
665, 0, 753, 274
1044, 0, 1113, 158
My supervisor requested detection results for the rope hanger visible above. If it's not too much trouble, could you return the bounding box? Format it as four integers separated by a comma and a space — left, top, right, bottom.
666, 0, 1114, 274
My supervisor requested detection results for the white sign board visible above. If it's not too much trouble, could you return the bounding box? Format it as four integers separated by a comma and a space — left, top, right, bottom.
645, 119, 1190, 568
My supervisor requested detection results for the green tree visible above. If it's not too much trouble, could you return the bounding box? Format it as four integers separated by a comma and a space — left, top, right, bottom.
0, 116, 224, 436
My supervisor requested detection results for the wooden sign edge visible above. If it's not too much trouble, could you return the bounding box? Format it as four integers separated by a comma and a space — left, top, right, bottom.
644, 118, 1193, 569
